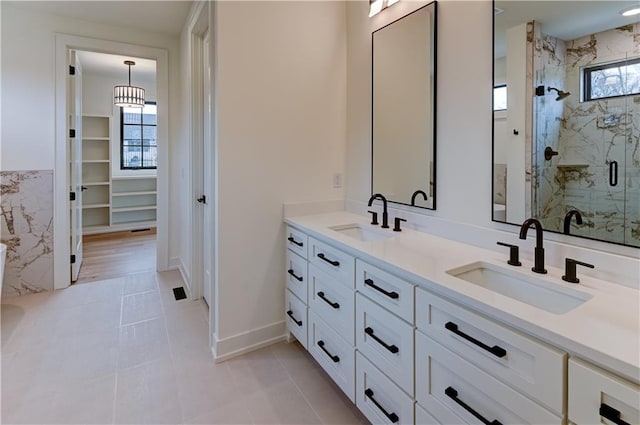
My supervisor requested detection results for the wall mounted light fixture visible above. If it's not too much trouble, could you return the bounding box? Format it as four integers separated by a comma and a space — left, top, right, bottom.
114, 60, 145, 108
369, 0, 399, 17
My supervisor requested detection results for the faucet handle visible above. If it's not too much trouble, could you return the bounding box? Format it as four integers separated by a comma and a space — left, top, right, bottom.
368, 210, 379, 226
393, 217, 407, 232
496, 242, 521, 266
562, 258, 594, 284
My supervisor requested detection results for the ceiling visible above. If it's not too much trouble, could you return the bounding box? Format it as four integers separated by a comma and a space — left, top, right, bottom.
495, 1, 640, 58
4, 0, 193, 36
76, 51, 156, 81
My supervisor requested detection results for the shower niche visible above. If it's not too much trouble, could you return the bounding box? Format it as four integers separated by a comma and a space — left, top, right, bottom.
492, 1, 640, 248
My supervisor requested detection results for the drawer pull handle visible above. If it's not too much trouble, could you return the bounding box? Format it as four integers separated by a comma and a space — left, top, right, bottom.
364, 278, 399, 299
287, 269, 303, 282
317, 340, 340, 363
286, 310, 302, 327
600, 403, 630, 425
445, 322, 507, 358
365, 327, 399, 354
317, 252, 340, 267
317, 291, 340, 309
288, 236, 303, 247
445, 386, 503, 425
365, 388, 399, 423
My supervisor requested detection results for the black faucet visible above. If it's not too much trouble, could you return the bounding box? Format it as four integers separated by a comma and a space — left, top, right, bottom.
368, 193, 389, 228
410, 190, 428, 206
519, 218, 547, 274
563, 210, 583, 235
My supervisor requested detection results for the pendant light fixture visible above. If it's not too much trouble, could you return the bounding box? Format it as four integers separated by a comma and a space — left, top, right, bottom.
114, 60, 145, 108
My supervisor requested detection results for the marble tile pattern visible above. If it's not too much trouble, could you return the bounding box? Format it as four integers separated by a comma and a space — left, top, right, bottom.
533, 24, 640, 247
0, 170, 54, 297
0, 270, 369, 424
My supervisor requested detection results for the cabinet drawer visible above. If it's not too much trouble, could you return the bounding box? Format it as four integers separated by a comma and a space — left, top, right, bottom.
308, 311, 355, 402
286, 225, 308, 258
568, 358, 640, 425
356, 293, 414, 395
416, 402, 457, 425
308, 265, 355, 345
308, 237, 355, 288
285, 289, 307, 349
416, 332, 562, 424
356, 352, 414, 425
416, 288, 565, 414
286, 249, 308, 303
356, 259, 414, 324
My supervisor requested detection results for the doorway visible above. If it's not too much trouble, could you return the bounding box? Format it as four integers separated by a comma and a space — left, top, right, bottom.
54, 34, 170, 289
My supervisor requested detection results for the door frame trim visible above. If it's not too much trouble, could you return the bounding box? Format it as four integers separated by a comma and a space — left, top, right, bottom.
54, 34, 170, 289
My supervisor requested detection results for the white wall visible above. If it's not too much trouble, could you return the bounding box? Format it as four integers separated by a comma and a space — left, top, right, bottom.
213, 1, 347, 357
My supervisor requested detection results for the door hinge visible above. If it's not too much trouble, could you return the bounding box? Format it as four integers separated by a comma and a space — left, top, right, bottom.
70, 191, 76, 201
69, 129, 76, 138
70, 254, 76, 264
69, 65, 76, 75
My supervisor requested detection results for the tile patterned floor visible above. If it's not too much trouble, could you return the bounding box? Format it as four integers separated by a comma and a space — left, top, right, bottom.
1, 270, 368, 424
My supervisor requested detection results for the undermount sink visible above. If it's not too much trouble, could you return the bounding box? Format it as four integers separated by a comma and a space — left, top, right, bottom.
329, 223, 394, 242
446, 261, 593, 314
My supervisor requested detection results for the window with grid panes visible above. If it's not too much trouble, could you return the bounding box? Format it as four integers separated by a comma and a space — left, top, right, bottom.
121, 102, 157, 169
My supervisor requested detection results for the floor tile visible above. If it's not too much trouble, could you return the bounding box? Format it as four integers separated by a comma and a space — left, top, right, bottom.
184, 398, 254, 425
118, 317, 171, 370
244, 379, 323, 424
120, 290, 163, 326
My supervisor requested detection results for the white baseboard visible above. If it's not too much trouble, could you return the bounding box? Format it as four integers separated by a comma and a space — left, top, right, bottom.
211, 320, 287, 362
169, 256, 192, 297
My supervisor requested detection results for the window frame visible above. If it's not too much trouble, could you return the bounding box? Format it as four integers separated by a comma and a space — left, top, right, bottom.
583, 57, 640, 102
120, 101, 157, 170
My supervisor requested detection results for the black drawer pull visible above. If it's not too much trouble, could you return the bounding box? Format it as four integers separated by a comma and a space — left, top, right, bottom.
317, 340, 340, 363
317, 252, 340, 267
287, 269, 303, 282
365, 327, 399, 354
445, 386, 503, 425
364, 278, 399, 299
600, 403, 630, 425
610, 161, 618, 187
365, 388, 398, 423
286, 310, 302, 327
288, 236, 303, 247
317, 291, 340, 309
445, 321, 507, 358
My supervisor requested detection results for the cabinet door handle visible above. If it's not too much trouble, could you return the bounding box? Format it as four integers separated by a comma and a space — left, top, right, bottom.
317, 252, 340, 267
365, 388, 399, 423
609, 161, 618, 187
364, 278, 399, 299
364, 327, 399, 354
317, 340, 340, 363
445, 386, 503, 425
600, 403, 631, 425
286, 310, 302, 327
288, 236, 303, 247
317, 291, 340, 309
445, 321, 507, 358
287, 269, 303, 282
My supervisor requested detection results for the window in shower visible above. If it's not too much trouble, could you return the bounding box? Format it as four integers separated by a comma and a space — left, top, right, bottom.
583, 57, 640, 101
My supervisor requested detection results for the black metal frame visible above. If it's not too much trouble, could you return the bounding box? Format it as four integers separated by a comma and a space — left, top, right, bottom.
583, 57, 640, 102
371, 1, 438, 211
120, 101, 157, 170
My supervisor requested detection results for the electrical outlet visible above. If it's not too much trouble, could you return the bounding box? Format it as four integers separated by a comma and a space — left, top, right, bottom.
333, 173, 343, 188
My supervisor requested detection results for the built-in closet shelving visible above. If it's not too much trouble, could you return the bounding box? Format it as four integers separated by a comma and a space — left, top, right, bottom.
81, 114, 157, 235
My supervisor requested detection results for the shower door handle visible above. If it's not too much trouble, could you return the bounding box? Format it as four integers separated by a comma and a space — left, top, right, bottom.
609, 161, 618, 187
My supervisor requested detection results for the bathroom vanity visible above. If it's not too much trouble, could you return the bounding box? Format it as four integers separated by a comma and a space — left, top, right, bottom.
284, 211, 639, 425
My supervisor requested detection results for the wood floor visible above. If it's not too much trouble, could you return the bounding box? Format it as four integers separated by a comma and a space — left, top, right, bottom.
75, 229, 157, 285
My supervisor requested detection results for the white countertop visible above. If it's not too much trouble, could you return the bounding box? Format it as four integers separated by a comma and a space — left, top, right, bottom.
285, 211, 640, 384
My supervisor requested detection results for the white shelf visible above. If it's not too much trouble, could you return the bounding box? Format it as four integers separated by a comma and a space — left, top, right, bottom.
83, 203, 110, 210
112, 191, 157, 197
82, 181, 110, 186
82, 115, 111, 232
112, 205, 156, 213
82, 160, 110, 163
82, 137, 109, 141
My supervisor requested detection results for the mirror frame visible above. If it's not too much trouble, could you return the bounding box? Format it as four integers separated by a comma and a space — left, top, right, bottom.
491, 0, 640, 249
371, 1, 438, 210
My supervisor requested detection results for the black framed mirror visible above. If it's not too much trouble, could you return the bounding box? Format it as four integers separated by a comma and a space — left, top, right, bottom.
492, 0, 640, 248
372, 2, 437, 209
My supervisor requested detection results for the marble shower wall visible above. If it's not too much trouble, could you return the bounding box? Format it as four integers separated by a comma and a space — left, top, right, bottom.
0, 170, 54, 297
534, 23, 640, 247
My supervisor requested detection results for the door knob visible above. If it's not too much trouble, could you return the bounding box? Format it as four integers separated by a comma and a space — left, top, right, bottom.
196, 195, 206, 204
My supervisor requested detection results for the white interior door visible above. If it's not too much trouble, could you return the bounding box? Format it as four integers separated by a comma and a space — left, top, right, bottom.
69, 50, 83, 282
203, 31, 213, 307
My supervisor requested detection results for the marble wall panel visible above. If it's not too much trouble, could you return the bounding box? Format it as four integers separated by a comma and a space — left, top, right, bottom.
0, 171, 54, 297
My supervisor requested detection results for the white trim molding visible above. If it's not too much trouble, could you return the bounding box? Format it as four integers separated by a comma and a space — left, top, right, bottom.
211, 321, 287, 363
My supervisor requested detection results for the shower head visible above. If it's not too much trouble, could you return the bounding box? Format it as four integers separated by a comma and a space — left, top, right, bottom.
547, 86, 571, 101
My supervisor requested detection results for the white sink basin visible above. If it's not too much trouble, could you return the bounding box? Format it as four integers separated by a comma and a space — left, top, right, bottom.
329, 223, 394, 242
446, 261, 593, 314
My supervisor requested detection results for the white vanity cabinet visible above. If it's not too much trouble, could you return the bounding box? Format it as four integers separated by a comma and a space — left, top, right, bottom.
568, 358, 639, 425
285, 225, 309, 349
